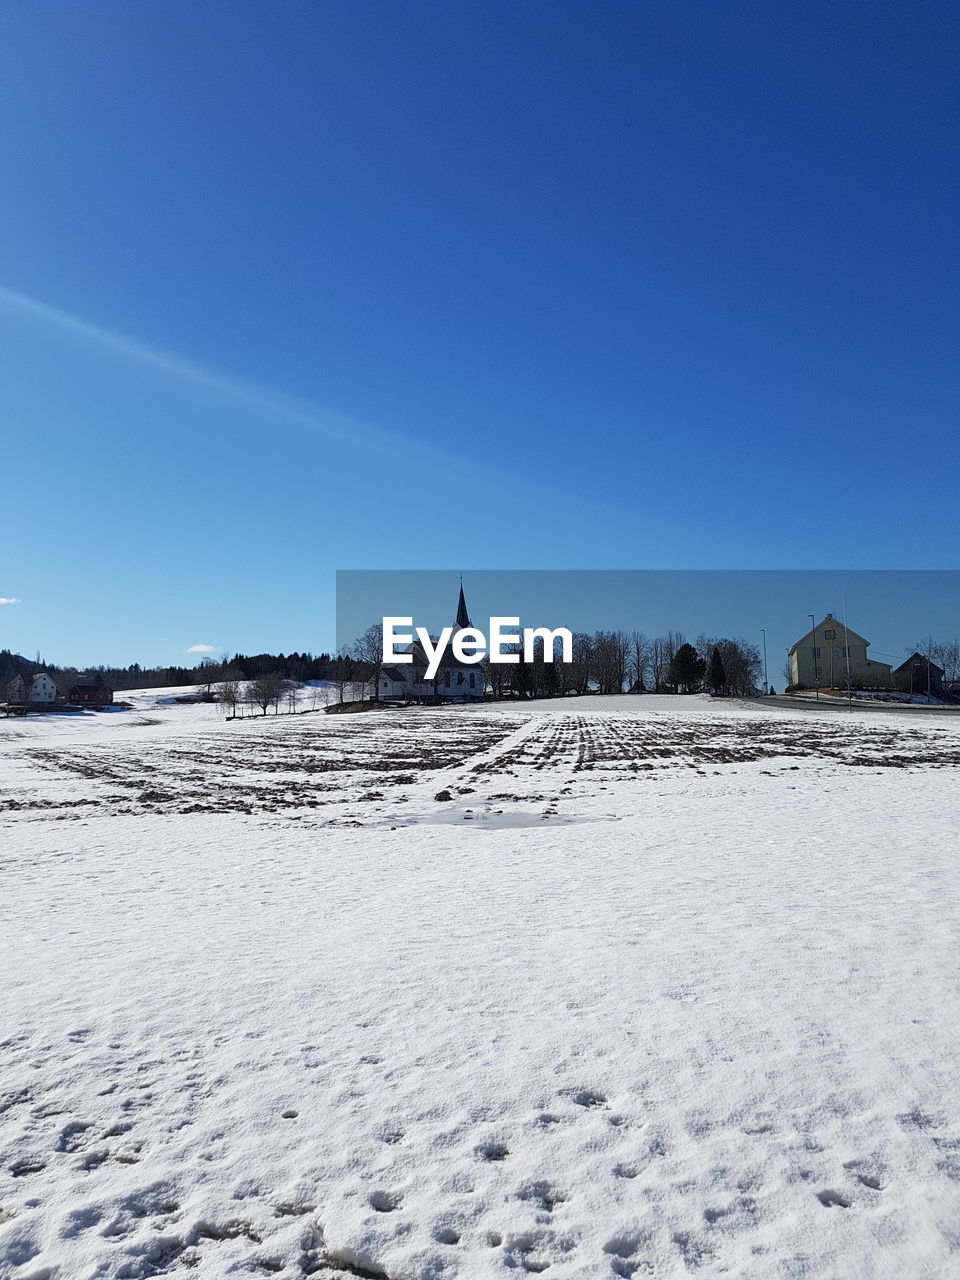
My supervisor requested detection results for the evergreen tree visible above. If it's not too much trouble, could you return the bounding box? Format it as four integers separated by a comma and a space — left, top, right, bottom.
706, 646, 726, 694
669, 642, 705, 693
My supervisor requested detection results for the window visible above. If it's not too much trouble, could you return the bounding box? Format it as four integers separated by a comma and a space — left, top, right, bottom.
469, 673, 475, 688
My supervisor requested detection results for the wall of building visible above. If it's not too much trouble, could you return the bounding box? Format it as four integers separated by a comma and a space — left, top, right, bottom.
790, 620, 891, 688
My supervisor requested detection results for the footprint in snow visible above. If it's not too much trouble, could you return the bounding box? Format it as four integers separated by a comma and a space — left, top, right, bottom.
603, 1232, 648, 1269
843, 1158, 884, 1191
817, 1189, 851, 1208
570, 1089, 607, 1109
433, 1225, 461, 1244
369, 1190, 402, 1213
517, 1181, 567, 1212
476, 1141, 510, 1162
57, 1121, 93, 1152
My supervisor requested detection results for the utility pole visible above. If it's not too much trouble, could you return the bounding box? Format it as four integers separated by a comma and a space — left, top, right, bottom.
760, 628, 769, 695
927, 637, 932, 698
809, 614, 819, 702
841, 586, 853, 711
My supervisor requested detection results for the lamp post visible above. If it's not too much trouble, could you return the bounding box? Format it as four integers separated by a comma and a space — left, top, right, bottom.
809, 613, 819, 702
927, 637, 932, 699
760, 628, 769, 695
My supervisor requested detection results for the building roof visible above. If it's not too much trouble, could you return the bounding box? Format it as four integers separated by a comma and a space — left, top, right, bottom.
892, 653, 944, 675
455, 582, 471, 629
788, 614, 871, 655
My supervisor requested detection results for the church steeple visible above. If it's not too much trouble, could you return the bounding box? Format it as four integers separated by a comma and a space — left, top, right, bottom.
455, 579, 471, 629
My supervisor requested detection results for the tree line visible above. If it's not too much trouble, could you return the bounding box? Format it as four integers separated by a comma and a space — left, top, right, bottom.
0, 648, 338, 697
347, 625, 765, 700
481, 630, 764, 698
6, 626, 956, 708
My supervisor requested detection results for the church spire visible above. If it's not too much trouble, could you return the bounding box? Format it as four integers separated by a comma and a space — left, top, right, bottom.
455, 579, 470, 629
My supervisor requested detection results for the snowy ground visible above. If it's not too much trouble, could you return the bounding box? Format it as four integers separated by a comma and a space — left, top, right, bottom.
2, 692, 960, 1279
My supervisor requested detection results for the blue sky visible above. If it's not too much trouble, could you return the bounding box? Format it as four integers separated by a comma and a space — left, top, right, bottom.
1, 2, 957, 667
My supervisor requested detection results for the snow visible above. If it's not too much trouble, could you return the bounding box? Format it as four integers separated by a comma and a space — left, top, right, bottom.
2, 693, 960, 1278
789, 688, 951, 707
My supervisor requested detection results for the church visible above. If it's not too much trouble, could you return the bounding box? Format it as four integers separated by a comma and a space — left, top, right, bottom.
376, 584, 486, 703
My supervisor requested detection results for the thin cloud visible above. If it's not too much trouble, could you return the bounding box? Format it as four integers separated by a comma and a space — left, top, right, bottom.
0, 284, 478, 476
0, 283, 563, 513
186, 644, 216, 653
0, 596, 21, 605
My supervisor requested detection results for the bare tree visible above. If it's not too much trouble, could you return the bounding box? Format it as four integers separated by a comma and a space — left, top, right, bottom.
593, 631, 627, 694
353, 622, 385, 703
247, 672, 284, 716
218, 668, 243, 718
487, 644, 513, 700
615, 630, 630, 693
274, 676, 293, 714
563, 632, 593, 695
910, 635, 959, 695
524, 632, 563, 699
704, 637, 761, 697
940, 638, 960, 688
408, 645, 428, 702
331, 650, 355, 705
196, 657, 219, 698
286, 679, 300, 714
627, 630, 649, 692
651, 633, 683, 692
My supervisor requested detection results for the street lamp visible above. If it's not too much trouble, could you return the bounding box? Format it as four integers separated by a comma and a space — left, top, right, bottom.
809, 613, 819, 702
760, 628, 769, 695
927, 636, 933, 699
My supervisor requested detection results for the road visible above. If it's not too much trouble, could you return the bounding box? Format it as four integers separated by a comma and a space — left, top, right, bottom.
746, 694, 960, 717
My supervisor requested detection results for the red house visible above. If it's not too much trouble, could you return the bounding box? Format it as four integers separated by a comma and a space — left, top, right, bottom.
69, 683, 114, 706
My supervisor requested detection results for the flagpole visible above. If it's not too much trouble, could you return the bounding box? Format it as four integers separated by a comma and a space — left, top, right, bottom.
842, 584, 853, 711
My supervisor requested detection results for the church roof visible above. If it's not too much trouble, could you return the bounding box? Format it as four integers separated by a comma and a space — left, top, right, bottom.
455, 583, 471, 629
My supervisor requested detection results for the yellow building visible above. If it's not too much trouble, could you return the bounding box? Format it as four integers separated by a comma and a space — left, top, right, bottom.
789, 615, 892, 689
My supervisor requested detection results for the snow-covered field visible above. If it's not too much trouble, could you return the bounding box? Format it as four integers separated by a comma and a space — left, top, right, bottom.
2, 692, 960, 1279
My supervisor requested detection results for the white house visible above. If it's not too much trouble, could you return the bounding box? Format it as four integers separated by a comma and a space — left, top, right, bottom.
29, 672, 58, 703
6, 674, 26, 704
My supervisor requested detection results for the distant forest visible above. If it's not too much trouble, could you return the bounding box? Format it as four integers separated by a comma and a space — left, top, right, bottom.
0, 649, 340, 695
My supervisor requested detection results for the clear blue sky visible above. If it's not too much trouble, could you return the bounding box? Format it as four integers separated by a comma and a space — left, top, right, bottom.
1, 2, 957, 667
